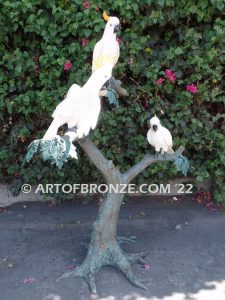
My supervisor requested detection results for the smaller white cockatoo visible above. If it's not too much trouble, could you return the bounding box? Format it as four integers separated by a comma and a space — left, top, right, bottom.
42, 64, 112, 142
92, 11, 120, 73
147, 115, 174, 155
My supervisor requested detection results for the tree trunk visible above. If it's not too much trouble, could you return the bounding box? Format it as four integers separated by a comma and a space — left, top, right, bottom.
57, 136, 185, 293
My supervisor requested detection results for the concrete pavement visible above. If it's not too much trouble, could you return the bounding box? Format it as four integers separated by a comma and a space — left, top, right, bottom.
0, 196, 225, 300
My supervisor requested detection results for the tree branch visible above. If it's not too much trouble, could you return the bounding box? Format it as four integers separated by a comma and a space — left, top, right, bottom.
78, 136, 121, 184
122, 146, 185, 184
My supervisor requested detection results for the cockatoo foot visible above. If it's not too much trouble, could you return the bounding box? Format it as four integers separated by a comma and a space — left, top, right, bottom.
105, 77, 115, 89
161, 152, 166, 159
155, 151, 161, 159
163, 152, 171, 160
109, 76, 115, 85
62, 134, 70, 141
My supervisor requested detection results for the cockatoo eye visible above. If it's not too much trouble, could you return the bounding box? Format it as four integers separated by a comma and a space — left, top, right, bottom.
110, 24, 112, 27
105, 75, 108, 78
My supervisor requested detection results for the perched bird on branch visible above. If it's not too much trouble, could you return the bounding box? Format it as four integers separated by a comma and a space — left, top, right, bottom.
42, 64, 112, 142
147, 115, 174, 156
92, 11, 120, 73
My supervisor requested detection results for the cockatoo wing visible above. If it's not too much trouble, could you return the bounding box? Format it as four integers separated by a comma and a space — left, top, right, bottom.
88, 96, 101, 129
92, 41, 103, 72
161, 127, 173, 147
52, 84, 81, 118
147, 130, 153, 146
67, 94, 100, 138
161, 127, 174, 153
92, 39, 119, 73
147, 129, 161, 152
42, 84, 81, 140
67, 83, 81, 96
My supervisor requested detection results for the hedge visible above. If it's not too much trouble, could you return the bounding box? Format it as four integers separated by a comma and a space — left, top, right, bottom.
0, 0, 224, 202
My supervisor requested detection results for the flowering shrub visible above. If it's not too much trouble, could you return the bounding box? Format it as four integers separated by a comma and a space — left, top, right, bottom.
63, 60, 73, 71
186, 84, 198, 94
0, 0, 224, 202
165, 69, 176, 81
156, 78, 165, 85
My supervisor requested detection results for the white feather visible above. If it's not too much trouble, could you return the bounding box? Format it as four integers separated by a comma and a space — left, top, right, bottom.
92, 17, 120, 73
147, 116, 174, 154
42, 65, 112, 141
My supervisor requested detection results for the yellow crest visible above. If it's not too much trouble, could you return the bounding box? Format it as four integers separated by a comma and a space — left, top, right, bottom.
103, 11, 110, 21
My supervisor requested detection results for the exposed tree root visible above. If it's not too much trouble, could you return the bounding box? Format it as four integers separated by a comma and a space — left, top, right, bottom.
56, 242, 148, 293
80, 241, 89, 249
113, 246, 149, 291
125, 251, 149, 265
82, 235, 137, 249
117, 235, 137, 245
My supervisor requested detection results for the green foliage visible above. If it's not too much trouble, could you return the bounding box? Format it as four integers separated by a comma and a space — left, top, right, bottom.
0, 0, 224, 202
105, 88, 119, 108
23, 137, 77, 169
174, 154, 190, 177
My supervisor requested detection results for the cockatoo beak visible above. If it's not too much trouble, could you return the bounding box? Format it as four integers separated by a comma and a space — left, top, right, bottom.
114, 25, 121, 33
153, 125, 158, 132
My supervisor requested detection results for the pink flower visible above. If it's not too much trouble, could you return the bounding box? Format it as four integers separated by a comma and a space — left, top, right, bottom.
142, 264, 151, 270
66, 265, 76, 271
128, 57, 134, 65
81, 37, 87, 47
23, 277, 36, 284
64, 60, 73, 71
82, 0, 90, 9
186, 84, 198, 94
165, 69, 176, 81
156, 77, 165, 85
116, 37, 121, 44
206, 202, 218, 212
144, 100, 149, 108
